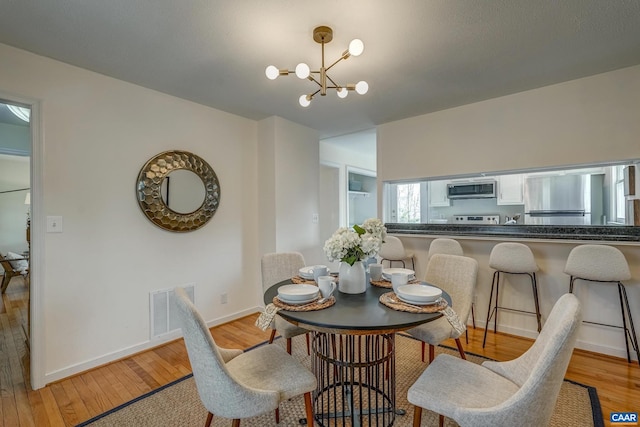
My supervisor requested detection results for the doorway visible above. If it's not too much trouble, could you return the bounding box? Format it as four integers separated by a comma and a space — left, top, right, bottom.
0, 99, 32, 385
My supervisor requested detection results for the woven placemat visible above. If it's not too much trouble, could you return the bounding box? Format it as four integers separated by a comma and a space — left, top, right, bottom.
379, 292, 447, 313
291, 276, 316, 284
272, 295, 336, 311
370, 279, 420, 288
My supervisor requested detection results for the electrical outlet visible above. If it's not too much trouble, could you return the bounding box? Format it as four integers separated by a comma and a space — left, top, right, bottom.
220, 293, 228, 304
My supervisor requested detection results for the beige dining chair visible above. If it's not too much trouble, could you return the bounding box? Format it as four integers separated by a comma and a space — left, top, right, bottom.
261, 252, 310, 354
408, 293, 582, 427
427, 238, 476, 342
174, 287, 316, 427
406, 254, 478, 363
378, 235, 415, 269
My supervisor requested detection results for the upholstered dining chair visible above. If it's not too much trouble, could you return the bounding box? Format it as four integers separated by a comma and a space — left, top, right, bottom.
406, 254, 478, 363
408, 293, 581, 427
261, 252, 310, 354
174, 287, 316, 427
427, 238, 476, 342
378, 235, 415, 269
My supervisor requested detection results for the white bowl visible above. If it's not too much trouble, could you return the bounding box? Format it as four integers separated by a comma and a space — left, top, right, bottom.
382, 268, 415, 277
396, 284, 442, 303
277, 284, 319, 301
299, 265, 327, 279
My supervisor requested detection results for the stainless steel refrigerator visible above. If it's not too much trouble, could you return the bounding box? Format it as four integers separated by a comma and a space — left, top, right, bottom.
524, 174, 604, 225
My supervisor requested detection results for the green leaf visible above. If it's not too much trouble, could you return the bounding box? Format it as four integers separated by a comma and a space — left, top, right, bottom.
353, 224, 365, 235
343, 255, 357, 266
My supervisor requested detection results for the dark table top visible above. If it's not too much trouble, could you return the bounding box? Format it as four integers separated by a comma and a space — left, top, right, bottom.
264, 280, 452, 335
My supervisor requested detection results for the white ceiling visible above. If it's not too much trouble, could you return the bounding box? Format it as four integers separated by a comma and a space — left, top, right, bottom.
1, 1, 640, 138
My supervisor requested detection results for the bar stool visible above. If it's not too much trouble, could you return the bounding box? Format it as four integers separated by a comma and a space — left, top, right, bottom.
565, 244, 640, 364
483, 242, 542, 348
428, 238, 476, 343
378, 235, 415, 269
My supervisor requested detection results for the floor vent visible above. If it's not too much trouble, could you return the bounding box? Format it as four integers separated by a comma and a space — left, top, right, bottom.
150, 283, 195, 339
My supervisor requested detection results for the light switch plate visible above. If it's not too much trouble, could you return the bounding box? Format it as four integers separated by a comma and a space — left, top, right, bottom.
47, 216, 63, 233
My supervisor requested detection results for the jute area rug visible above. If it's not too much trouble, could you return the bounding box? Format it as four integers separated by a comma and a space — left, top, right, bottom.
77, 334, 603, 427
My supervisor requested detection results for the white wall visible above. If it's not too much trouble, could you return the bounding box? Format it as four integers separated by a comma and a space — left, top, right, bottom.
258, 116, 323, 266
0, 42, 262, 386
378, 65, 640, 181
378, 65, 640, 360
0, 155, 29, 255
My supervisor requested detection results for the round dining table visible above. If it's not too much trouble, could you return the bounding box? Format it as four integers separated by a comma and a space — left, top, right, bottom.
264, 280, 452, 427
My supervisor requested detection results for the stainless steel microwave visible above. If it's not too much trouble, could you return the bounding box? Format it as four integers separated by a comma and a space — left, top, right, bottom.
447, 180, 497, 199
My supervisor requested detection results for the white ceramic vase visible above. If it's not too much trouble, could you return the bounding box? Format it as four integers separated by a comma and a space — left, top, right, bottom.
338, 261, 367, 294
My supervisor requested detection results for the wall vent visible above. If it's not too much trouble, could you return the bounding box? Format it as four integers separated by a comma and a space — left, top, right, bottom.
150, 283, 195, 339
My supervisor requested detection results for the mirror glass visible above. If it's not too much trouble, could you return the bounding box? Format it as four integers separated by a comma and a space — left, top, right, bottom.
161, 169, 206, 214
384, 160, 639, 226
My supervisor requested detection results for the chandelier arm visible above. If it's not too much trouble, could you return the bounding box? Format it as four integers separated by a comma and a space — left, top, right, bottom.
325, 74, 341, 89
307, 75, 323, 87
325, 55, 346, 72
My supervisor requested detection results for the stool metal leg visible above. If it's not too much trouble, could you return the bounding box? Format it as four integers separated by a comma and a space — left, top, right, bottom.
530, 272, 542, 333
619, 282, 640, 365
482, 271, 500, 348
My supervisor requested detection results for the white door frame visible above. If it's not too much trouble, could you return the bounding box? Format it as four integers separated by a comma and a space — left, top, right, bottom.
0, 91, 45, 389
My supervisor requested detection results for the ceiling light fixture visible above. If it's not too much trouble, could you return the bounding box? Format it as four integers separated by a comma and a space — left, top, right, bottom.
7, 105, 30, 122
266, 26, 368, 107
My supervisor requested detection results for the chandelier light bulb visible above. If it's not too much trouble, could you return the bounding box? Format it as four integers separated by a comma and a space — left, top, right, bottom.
348, 39, 364, 57
355, 81, 369, 95
337, 87, 348, 99
299, 95, 311, 107
295, 63, 310, 79
265, 65, 279, 80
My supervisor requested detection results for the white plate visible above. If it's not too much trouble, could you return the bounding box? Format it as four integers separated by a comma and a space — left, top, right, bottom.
277, 295, 318, 305
382, 273, 416, 281
277, 284, 319, 301
382, 268, 415, 277
397, 295, 438, 306
299, 265, 327, 279
397, 284, 442, 303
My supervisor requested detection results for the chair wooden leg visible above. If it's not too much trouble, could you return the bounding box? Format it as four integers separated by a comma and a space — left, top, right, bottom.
304, 392, 314, 427
232, 419, 240, 427
429, 344, 435, 363
455, 338, 467, 360
305, 333, 310, 355
439, 414, 445, 427
421, 342, 426, 362
204, 412, 213, 427
275, 407, 280, 424
269, 329, 277, 344
286, 338, 292, 354
412, 405, 422, 427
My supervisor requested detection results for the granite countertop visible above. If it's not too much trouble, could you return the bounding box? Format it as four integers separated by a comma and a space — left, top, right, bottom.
384, 223, 640, 242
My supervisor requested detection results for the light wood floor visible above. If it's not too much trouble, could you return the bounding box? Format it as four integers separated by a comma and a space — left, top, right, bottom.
1, 277, 638, 427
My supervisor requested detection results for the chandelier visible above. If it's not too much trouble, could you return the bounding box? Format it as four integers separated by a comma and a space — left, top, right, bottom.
265, 26, 368, 107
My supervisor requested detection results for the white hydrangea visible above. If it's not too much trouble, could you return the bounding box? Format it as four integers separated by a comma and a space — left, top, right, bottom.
323, 218, 387, 265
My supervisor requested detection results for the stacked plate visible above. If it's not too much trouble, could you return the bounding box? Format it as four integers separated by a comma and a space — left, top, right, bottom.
277, 284, 319, 305
396, 284, 443, 306
299, 265, 327, 280
381, 268, 416, 281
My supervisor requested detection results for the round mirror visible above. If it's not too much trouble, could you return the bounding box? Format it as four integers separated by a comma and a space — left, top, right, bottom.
161, 169, 206, 214
136, 151, 220, 232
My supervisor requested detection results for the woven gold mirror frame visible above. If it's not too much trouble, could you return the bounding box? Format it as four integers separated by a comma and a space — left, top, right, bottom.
136, 150, 220, 232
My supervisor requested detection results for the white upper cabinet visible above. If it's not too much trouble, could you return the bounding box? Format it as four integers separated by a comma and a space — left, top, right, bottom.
429, 180, 450, 207
497, 174, 524, 205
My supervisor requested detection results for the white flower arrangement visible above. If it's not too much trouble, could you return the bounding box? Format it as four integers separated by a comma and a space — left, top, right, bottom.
323, 218, 387, 266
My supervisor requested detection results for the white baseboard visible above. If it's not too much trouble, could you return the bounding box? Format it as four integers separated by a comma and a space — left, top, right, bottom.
42, 306, 261, 386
